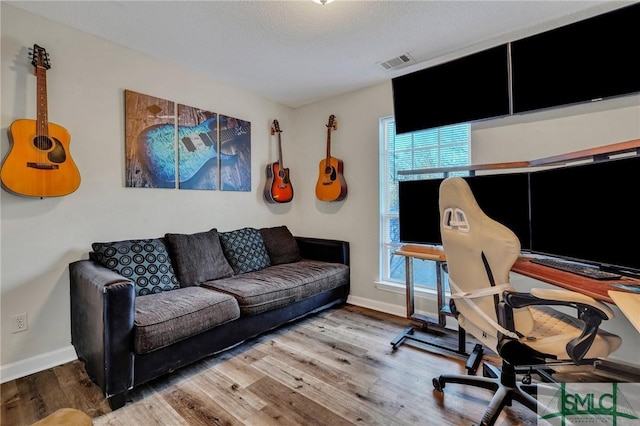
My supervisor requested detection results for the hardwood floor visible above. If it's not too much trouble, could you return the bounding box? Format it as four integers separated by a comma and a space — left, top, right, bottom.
2, 305, 543, 425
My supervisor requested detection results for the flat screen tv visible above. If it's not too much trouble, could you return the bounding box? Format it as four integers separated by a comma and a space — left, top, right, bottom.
398, 178, 444, 245
529, 155, 640, 276
399, 172, 531, 249
511, 3, 640, 114
392, 44, 510, 134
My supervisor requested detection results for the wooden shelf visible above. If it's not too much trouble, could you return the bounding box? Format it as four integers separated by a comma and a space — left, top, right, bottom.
529, 138, 640, 167
398, 138, 640, 176
397, 161, 529, 176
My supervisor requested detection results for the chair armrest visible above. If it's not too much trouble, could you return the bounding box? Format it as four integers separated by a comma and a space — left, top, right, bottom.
504, 289, 614, 320
69, 260, 135, 398
503, 289, 613, 363
294, 237, 350, 266
530, 288, 615, 319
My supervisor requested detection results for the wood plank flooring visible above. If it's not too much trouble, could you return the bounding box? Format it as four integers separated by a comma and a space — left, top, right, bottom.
1, 305, 551, 425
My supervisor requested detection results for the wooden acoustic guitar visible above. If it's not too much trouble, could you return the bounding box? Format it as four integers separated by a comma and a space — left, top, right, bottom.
264, 119, 293, 203
315, 114, 347, 202
1, 44, 81, 198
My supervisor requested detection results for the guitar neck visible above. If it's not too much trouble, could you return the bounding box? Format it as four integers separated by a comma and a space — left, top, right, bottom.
325, 127, 332, 165
35, 66, 49, 136
277, 133, 284, 167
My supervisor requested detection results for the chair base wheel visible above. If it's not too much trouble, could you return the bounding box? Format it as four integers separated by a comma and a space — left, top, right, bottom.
433, 376, 445, 392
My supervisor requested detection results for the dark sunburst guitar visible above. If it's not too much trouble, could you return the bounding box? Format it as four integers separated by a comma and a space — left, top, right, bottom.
264, 119, 293, 203
1, 44, 81, 198
315, 114, 347, 202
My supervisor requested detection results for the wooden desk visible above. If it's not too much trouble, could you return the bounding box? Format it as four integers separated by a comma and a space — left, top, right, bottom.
608, 291, 640, 333
393, 246, 640, 310
390, 245, 640, 374
402, 247, 640, 304
513, 256, 640, 304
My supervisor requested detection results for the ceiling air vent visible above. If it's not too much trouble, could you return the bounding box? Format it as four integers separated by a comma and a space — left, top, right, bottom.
378, 53, 415, 70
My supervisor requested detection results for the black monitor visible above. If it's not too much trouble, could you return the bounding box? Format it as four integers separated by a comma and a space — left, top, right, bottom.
511, 3, 640, 114
529, 155, 640, 275
399, 172, 531, 249
398, 178, 444, 245
392, 44, 510, 134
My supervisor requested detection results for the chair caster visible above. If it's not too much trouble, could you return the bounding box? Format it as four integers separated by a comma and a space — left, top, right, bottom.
433, 377, 445, 392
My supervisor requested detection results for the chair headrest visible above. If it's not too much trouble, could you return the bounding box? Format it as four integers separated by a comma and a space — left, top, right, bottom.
439, 176, 521, 290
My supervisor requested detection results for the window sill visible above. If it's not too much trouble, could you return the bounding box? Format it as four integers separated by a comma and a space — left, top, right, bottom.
373, 280, 458, 330
375, 280, 449, 299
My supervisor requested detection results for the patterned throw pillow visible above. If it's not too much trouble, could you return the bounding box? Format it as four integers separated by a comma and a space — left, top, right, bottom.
219, 227, 271, 274
91, 238, 179, 296
259, 226, 302, 265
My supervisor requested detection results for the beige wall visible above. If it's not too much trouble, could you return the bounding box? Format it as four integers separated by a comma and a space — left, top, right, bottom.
1, 4, 295, 377
2, 4, 639, 381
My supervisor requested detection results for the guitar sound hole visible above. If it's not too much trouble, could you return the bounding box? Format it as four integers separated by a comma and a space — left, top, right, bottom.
324, 166, 337, 181
33, 135, 53, 151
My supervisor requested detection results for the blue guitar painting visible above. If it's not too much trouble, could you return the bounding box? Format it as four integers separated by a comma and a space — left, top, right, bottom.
137, 117, 237, 187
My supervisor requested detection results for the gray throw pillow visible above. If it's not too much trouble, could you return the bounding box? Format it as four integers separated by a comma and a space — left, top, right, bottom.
259, 226, 302, 265
164, 229, 234, 286
91, 238, 179, 296
219, 227, 271, 274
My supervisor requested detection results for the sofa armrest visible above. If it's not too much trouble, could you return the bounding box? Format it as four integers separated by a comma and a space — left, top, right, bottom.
294, 237, 349, 266
69, 260, 135, 399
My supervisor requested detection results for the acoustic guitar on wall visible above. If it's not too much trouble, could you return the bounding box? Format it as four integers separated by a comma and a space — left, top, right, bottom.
0, 44, 81, 198
264, 119, 293, 203
315, 114, 347, 202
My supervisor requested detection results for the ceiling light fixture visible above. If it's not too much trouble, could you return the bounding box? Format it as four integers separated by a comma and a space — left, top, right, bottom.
312, 0, 335, 5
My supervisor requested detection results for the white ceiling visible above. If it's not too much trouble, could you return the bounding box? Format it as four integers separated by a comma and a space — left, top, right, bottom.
6, 1, 636, 108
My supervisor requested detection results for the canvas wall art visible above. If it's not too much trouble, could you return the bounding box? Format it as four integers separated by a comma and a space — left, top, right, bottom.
124, 90, 251, 191
177, 104, 219, 190
219, 114, 251, 191
124, 90, 176, 188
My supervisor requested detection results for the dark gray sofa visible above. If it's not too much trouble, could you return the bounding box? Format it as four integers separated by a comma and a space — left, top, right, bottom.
69, 227, 349, 410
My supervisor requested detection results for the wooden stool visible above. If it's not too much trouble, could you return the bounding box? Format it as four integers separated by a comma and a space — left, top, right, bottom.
31, 408, 93, 426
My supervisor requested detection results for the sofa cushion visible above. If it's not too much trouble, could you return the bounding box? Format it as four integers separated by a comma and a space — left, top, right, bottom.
134, 286, 240, 354
202, 259, 349, 316
259, 226, 302, 265
91, 238, 179, 296
219, 227, 271, 274
164, 229, 234, 287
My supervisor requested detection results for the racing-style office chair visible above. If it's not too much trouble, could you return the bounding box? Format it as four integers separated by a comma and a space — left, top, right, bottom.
432, 177, 621, 426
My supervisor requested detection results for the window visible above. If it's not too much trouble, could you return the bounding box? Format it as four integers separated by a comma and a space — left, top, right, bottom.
379, 117, 470, 289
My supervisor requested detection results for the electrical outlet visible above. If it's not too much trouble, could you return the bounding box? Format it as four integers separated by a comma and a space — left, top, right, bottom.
11, 313, 28, 333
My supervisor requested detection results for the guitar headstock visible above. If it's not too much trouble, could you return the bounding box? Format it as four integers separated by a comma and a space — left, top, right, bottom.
271, 119, 281, 135
29, 44, 51, 70
327, 114, 337, 131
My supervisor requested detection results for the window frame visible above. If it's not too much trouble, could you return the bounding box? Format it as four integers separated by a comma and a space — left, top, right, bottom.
379, 117, 470, 290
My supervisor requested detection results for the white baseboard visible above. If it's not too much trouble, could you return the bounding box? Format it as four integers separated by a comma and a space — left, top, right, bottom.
346, 294, 408, 317
0, 345, 77, 384
346, 294, 459, 330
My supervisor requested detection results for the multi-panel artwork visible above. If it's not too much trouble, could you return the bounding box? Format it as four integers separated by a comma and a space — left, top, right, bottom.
124, 90, 251, 191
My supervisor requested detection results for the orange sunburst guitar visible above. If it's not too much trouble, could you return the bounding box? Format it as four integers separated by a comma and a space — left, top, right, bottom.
315, 114, 347, 202
264, 119, 293, 203
0, 44, 80, 198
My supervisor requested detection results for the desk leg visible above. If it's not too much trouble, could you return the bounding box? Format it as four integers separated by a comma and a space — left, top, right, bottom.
436, 261, 446, 327
391, 257, 470, 358
405, 256, 414, 319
